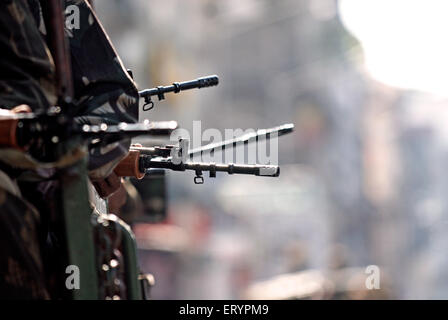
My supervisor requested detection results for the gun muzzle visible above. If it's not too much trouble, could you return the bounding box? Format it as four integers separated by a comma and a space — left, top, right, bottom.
139, 75, 219, 103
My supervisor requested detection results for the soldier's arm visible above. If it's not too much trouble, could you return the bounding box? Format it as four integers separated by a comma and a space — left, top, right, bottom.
0, 0, 57, 111
65, 0, 139, 181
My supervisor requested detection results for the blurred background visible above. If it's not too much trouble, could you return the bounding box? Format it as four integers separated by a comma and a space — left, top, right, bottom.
94, 0, 448, 299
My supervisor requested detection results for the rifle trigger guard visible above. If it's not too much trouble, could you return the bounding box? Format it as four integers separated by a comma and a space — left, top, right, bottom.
194, 170, 204, 184
142, 99, 154, 112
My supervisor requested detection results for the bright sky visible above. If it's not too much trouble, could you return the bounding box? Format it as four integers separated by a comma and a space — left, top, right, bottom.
339, 0, 448, 96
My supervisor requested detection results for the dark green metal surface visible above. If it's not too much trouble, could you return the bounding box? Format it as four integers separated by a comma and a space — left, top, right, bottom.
118, 219, 142, 300
61, 158, 99, 299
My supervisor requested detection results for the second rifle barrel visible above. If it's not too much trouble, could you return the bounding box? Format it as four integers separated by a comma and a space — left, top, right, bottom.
140, 156, 280, 177
183, 162, 280, 177
139, 75, 219, 99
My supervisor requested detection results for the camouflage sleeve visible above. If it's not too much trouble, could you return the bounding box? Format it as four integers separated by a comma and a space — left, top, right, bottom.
65, 0, 140, 179
0, 0, 57, 111
0, 173, 50, 299
0, 0, 138, 178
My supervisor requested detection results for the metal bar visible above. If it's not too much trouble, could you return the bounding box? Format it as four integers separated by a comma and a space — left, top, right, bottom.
117, 220, 142, 300
40, 0, 74, 103
141, 157, 280, 177
139, 75, 219, 102
60, 159, 99, 299
187, 123, 294, 157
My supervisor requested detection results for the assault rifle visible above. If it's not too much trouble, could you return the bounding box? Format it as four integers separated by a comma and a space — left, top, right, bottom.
116, 122, 294, 184
139, 75, 219, 111
0, 109, 178, 163
109, 75, 292, 184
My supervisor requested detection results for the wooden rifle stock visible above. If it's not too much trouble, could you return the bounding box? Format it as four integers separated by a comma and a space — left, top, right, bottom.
114, 150, 145, 179
0, 118, 19, 149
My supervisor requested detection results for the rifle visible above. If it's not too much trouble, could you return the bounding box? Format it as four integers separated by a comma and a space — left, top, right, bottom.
116, 122, 294, 184
0, 110, 177, 162
130, 123, 294, 159
139, 75, 219, 111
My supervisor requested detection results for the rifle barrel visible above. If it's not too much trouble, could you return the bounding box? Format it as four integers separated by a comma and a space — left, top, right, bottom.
188, 123, 294, 157
140, 156, 280, 177
77, 121, 178, 145
139, 75, 219, 102
3, 113, 177, 151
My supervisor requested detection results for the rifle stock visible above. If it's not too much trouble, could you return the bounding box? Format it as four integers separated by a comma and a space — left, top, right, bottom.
114, 150, 145, 179
0, 117, 19, 149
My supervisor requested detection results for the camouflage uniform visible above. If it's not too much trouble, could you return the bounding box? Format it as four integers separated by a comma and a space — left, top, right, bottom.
0, 0, 139, 298
66, 0, 139, 178
0, 169, 50, 299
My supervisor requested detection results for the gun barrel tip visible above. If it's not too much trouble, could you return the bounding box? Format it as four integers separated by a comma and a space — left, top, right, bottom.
277, 123, 295, 135
211, 75, 219, 84
259, 166, 280, 177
